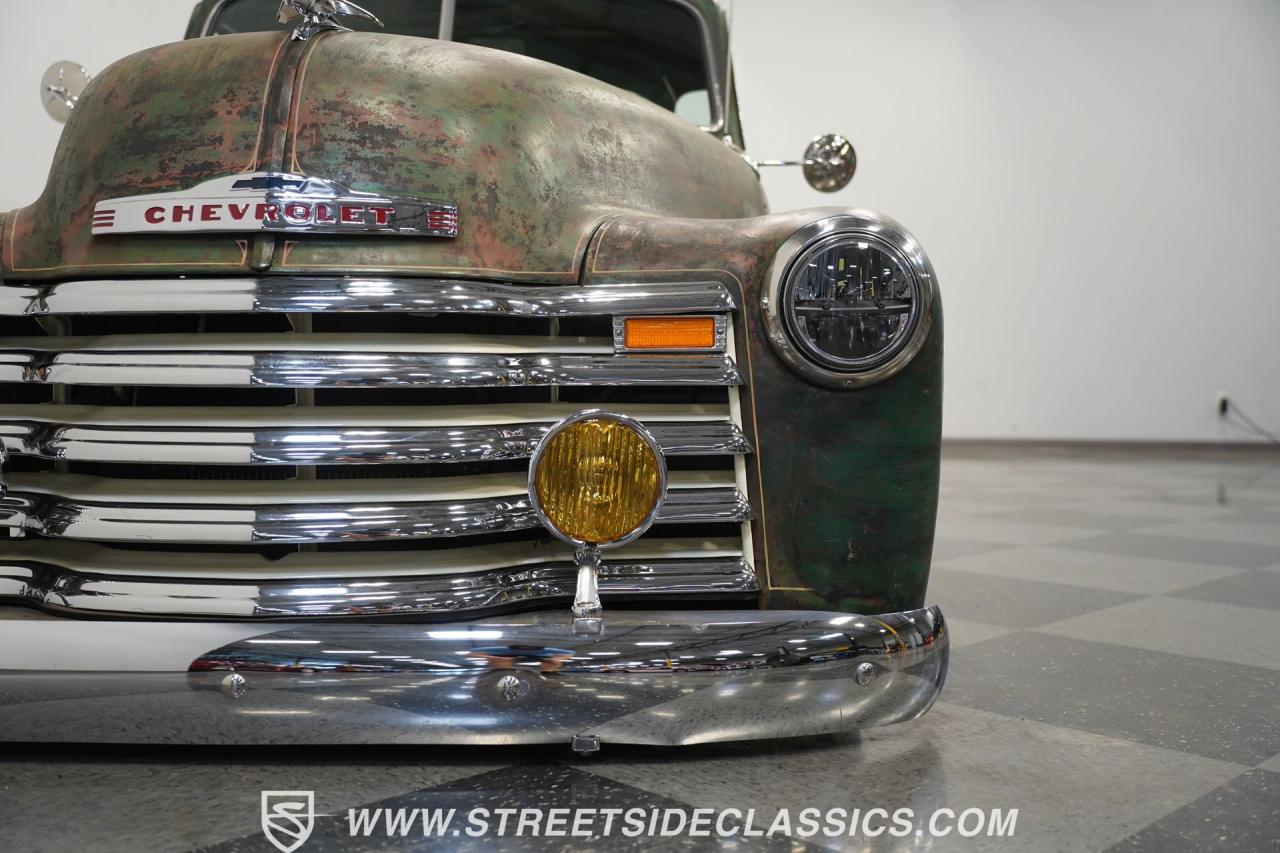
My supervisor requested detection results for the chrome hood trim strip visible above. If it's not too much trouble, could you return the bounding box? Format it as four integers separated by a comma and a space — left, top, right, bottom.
0, 278, 736, 317
0, 557, 757, 618
0, 606, 948, 746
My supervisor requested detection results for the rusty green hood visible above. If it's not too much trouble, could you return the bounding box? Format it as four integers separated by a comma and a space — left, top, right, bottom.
2, 31, 765, 282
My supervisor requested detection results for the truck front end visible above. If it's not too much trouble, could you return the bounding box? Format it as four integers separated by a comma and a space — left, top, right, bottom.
0, 0, 946, 749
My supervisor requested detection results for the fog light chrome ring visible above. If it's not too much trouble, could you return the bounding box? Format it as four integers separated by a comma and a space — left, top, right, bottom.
527, 409, 668, 549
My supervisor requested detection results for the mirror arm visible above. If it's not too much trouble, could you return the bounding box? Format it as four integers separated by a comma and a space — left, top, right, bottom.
742, 134, 855, 191
752, 159, 817, 168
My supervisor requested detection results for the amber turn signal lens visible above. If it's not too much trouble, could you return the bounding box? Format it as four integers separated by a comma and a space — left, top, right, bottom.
533, 416, 664, 545
623, 316, 716, 350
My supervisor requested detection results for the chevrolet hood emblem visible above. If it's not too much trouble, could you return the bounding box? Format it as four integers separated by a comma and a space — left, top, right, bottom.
91, 172, 458, 239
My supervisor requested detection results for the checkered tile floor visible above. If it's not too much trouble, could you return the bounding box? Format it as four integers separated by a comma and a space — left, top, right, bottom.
2, 446, 1278, 851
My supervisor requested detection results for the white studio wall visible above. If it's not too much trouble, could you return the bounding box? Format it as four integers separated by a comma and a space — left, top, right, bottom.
0, 0, 194, 210
734, 0, 1280, 443
1, 0, 1277, 443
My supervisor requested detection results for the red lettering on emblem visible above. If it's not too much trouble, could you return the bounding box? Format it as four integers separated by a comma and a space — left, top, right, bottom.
228, 204, 250, 221
144, 207, 165, 224
254, 203, 280, 223
172, 205, 195, 223
315, 204, 336, 224
200, 204, 221, 222
284, 203, 311, 223
368, 205, 393, 226
340, 205, 365, 224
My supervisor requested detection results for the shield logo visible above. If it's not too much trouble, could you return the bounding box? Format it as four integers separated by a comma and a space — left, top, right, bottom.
261, 790, 315, 853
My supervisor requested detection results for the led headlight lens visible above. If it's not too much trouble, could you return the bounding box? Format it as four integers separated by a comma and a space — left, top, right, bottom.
782, 233, 921, 372
530, 412, 666, 546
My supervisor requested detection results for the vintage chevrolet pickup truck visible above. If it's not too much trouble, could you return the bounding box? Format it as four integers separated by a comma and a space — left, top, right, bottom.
0, 0, 945, 749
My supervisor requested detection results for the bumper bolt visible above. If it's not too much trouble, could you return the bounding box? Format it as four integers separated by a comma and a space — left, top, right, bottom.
855, 662, 877, 686
571, 734, 601, 756
220, 673, 248, 699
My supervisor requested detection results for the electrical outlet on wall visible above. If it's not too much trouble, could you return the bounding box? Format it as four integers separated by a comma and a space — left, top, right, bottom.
1217, 391, 1230, 416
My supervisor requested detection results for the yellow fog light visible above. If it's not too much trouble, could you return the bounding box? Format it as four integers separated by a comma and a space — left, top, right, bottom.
529, 410, 667, 547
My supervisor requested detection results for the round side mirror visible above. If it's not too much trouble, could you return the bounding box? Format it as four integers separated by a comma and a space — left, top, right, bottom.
41, 61, 91, 124
803, 134, 857, 192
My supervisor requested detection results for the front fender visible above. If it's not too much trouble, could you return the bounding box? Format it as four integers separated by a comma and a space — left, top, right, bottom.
582, 209, 943, 614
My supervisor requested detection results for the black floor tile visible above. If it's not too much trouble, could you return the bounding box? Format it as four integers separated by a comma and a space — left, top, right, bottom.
1105, 769, 1280, 852
944, 632, 1280, 764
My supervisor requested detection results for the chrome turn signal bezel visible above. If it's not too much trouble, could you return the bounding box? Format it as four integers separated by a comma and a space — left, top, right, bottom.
762, 210, 937, 390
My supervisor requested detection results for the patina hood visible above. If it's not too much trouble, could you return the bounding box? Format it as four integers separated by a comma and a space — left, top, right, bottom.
2, 31, 765, 282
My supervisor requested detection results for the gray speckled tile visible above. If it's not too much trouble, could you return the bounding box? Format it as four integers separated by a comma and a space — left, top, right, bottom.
927, 568, 1138, 629
1039, 595, 1280, 671
1061, 531, 1280, 569
1257, 753, 1280, 773
945, 632, 1280, 764
1209, 507, 1280, 527
1104, 769, 1280, 852
935, 545, 1246, 595
0, 746, 510, 853
1050, 498, 1237, 521
941, 618, 1018, 648
929, 537, 1016, 562
979, 508, 1169, 532
1139, 518, 1280, 548
583, 702, 1243, 853
1168, 569, 1280, 611
934, 517, 1098, 547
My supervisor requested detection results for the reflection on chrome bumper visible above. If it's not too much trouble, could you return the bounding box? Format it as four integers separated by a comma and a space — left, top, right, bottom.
0, 606, 947, 747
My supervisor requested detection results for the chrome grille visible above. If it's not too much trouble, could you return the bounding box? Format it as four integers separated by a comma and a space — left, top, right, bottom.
0, 278, 756, 618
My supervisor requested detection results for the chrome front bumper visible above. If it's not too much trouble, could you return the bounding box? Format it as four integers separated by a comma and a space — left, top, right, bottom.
0, 606, 947, 748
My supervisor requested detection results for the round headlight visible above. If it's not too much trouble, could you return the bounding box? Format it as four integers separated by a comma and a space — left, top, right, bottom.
763, 212, 935, 388
529, 411, 666, 548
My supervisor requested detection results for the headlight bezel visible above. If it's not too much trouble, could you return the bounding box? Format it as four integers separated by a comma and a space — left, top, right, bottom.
762, 211, 936, 389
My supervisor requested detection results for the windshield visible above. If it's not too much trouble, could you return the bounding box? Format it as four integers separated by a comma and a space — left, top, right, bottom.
205, 0, 714, 125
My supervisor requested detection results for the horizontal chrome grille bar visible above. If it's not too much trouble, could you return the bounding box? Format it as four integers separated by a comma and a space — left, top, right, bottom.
0, 558, 757, 618
0, 414, 750, 465
0, 278, 736, 317
0, 488, 748, 543
0, 536, 747, 579
0, 402, 736, 428
1, 348, 740, 388
2, 470, 733, 503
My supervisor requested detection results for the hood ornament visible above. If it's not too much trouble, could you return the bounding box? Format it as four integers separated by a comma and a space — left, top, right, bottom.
277, 0, 384, 41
